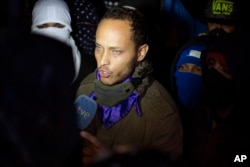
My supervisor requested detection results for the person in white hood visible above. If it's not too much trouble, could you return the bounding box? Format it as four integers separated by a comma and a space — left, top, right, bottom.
31, 0, 81, 81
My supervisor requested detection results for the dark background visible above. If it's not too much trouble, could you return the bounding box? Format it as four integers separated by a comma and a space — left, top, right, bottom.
0, 0, 210, 45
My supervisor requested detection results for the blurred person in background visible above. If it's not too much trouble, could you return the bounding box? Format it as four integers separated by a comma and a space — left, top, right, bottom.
31, 0, 82, 93
203, 0, 243, 37
187, 29, 250, 167
169, 1, 243, 163
70, 0, 106, 92
0, 34, 82, 167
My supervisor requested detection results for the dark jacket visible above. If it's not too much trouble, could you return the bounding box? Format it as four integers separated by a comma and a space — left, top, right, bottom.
76, 60, 183, 162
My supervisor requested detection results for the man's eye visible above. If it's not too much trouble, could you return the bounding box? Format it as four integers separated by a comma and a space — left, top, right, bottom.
95, 45, 103, 52
95, 46, 101, 50
112, 50, 121, 54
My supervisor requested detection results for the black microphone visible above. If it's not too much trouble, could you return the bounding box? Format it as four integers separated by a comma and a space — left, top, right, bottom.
74, 95, 97, 129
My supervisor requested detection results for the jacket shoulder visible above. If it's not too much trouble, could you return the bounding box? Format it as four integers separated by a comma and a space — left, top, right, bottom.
142, 80, 180, 117
76, 72, 95, 97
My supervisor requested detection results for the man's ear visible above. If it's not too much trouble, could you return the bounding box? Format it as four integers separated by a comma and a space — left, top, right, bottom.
137, 44, 149, 61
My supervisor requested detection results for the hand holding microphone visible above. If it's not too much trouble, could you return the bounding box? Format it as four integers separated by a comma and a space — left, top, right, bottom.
80, 131, 109, 166
74, 95, 109, 166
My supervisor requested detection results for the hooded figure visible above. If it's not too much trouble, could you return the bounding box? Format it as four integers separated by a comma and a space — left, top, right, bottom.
171, 34, 219, 110
201, 29, 250, 122
31, 0, 81, 81
174, 45, 205, 110
187, 30, 250, 167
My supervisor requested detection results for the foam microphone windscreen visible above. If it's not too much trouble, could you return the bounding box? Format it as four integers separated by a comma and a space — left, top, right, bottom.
74, 95, 97, 129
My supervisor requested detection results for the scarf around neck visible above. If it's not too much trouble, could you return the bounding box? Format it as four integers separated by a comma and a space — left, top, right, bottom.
90, 60, 153, 128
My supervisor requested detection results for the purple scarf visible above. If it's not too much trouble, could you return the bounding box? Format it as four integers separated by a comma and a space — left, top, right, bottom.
89, 73, 142, 128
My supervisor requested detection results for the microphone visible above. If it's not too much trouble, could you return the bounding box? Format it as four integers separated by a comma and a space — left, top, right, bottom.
74, 95, 97, 129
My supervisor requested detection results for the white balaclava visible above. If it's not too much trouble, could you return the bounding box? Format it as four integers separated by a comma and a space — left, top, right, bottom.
31, 0, 81, 81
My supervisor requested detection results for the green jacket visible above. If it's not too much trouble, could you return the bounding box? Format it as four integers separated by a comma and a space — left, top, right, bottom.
76, 66, 183, 161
